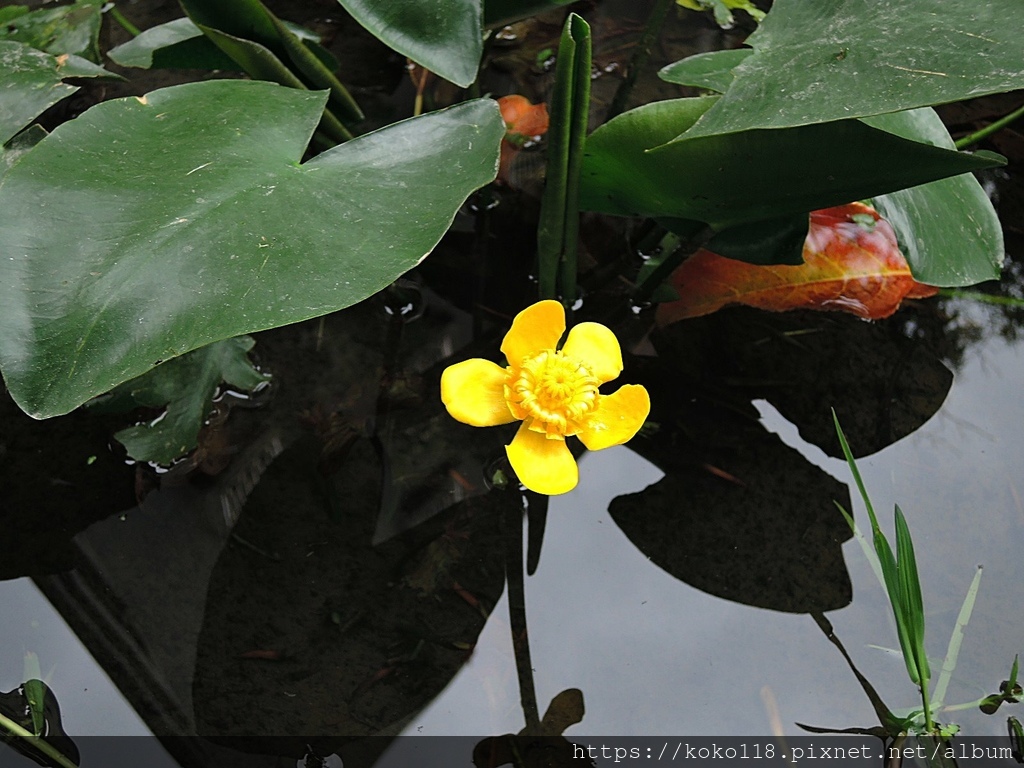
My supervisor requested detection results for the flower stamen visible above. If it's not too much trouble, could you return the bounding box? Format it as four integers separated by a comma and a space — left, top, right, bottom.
506, 349, 600, 437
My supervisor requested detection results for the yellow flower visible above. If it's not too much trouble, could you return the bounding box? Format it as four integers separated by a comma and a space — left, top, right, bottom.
440, 300, 651, 495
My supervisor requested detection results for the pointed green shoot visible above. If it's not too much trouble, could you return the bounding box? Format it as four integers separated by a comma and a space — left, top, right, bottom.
895, 504, 930, 685
536, 13, 590, 304
833, 410, 928, 690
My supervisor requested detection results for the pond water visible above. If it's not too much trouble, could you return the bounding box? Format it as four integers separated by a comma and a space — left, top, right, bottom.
2, 0, 1024, 766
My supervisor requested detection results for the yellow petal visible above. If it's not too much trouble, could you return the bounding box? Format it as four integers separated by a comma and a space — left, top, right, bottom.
578, 385, 650, 451
500, 300, 565, 368
440, 358, 516, 426
562, 322, 622, 383
506, 422, 578, 495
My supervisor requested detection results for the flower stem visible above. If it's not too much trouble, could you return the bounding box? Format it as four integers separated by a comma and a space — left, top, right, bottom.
606, 0, 675, 120
0, 712, 79, 768
503, 499, 541, 731
955, 102, 1024, 149
107, 5, 141, 37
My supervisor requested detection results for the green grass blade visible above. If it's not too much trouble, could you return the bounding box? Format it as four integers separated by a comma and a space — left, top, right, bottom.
931, 565, 983, 709
877, 532, 922, 685
895, 504, 930, 684
834, 500, 885, 586
833, 411, 922, 686
832, 409, 882, 533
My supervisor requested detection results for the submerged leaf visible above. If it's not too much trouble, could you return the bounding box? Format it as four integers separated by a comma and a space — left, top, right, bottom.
497, 94, 549, 144
90, 337, 269, 465
497, 94, 549, 187
656, 203, 938, 325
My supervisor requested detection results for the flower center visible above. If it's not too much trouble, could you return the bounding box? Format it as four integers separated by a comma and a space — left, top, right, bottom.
506, 350, 599, 437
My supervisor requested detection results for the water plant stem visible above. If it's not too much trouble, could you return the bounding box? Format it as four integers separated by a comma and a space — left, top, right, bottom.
108, 5, 141, 37
503, 501, 541, 730
537, 14, 591, 308
0, 712, 79, 768
606, 0, 674, 120
938, 289, 1024, 308
955, 102, 1024, 149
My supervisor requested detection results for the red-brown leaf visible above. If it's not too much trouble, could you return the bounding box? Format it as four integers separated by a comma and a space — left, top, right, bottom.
655, 202, 938, 326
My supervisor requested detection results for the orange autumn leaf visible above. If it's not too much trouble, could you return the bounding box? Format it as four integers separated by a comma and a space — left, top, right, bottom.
655, 202, 939, 326
496, 95, 549, 188
497, 94, 549, 144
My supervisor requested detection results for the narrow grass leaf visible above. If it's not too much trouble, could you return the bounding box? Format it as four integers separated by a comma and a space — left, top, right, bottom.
832, 409, 881, 532
834, 501, 885, 587
932, 565, 983, 709
895, 503, 930, 684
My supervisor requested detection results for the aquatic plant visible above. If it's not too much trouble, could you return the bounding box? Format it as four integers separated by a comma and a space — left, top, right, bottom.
2, 0, 1024, 464
823, 413, 1024, 738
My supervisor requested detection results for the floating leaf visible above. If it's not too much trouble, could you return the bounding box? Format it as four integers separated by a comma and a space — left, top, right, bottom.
0, 81, 504, 418
89, 336, 269, 465
336, 0, 482, 88
678, 0, 1024, 138
656, 203, 938, 325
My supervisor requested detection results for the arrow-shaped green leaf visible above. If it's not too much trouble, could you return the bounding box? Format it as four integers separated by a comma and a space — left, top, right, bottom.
0, 80, 504, 418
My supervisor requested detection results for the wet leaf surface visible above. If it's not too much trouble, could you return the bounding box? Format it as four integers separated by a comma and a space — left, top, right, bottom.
0, 82, 503, 418
579, 97, 1002, 230
336, 0, 482, 87
0, 39, 116, 145
678, 0, 1024, 137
